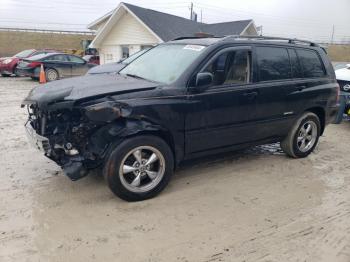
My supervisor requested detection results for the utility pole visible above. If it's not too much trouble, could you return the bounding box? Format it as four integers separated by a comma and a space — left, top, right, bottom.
200, 9, 202, 23
190, 2, 193, 20
331, 25, 335, 44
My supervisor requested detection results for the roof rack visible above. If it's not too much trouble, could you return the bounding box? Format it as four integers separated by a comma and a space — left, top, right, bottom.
222, 35, 319, 47
172, 34, 219, 41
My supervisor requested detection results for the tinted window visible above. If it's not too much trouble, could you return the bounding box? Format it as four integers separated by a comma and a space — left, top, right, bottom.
296, 49, 326, 78
68, 55, 85, 63
288, 49, 302, 78
202, 50, 251, 86
257, 47, 291, 81
45, 55, 69, 62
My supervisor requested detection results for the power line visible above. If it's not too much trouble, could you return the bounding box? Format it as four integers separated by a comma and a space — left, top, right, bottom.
194, 2, 349, 30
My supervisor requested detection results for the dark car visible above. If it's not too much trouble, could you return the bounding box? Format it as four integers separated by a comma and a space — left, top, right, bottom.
22, 36, 339, 201
83, 55, 100, 65
0, 49, 56, 77
86, 48, 150, 75
17, 53, 96, 81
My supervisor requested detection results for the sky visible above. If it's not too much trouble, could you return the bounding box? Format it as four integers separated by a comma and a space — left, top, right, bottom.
0, 0, 349, 43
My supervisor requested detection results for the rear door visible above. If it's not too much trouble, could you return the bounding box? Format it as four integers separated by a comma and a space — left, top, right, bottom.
284, 48, 328, 118
251, 45, 297, 138
68, 55, 89, 76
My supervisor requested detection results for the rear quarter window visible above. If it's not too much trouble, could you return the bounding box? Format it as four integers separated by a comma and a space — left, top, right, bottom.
256, 46, 291, 81
296, 49, 326, 78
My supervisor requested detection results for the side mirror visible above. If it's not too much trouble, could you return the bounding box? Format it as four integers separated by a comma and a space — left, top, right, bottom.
194, 72, 213, 92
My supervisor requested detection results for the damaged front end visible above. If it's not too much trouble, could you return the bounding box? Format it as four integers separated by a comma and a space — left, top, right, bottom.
24, 99, 136, 180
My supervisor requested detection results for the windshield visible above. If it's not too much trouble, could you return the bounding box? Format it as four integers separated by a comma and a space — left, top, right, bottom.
122, 48, 149, 64
120, 44, 206, 84
15, 49, 35, 58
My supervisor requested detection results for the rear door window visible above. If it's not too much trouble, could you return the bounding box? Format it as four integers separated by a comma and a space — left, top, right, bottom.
256, 46, 291, 81
288, 49, 303, 78
296, 49, 326, 78
45, 55, 69, 62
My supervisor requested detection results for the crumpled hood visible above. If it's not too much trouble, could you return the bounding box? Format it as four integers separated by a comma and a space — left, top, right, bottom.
22, 73, 158, 109
336, 68, 350, 81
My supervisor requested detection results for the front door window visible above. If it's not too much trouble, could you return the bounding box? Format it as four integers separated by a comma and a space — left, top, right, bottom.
202, 50, 251, 87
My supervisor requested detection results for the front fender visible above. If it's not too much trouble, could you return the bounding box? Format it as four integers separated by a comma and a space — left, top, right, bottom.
88, 119, 168, 159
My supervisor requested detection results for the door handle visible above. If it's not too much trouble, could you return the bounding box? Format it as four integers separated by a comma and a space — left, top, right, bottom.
243, 91, 258, 99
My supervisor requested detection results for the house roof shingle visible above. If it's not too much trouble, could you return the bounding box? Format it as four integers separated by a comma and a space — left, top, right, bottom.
123, 3, 254, 41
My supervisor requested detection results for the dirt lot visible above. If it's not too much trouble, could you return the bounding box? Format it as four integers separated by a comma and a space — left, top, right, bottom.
1, 77, 350, 262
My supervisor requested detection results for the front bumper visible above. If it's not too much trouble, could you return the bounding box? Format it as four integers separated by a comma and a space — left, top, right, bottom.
334, 92, 350, 123
0, 62, 16, 75
25, 121, 88, 180
25, 121, 51, 155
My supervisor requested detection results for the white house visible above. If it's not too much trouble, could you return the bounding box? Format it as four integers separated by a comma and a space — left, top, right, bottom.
88, 2, 259, 64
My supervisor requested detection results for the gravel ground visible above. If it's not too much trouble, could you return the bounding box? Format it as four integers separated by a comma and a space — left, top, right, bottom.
1, 77, 350, 262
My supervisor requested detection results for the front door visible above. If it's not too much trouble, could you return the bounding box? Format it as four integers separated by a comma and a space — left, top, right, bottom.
185, 47, 259, 155
68, 55, 89, 76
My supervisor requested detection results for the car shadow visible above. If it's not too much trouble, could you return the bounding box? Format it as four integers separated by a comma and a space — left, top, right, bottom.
177, 142, 284, 172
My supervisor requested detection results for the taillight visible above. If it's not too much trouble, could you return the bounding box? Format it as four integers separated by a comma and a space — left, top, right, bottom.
28, 61, 42, 68
336, 83, 340, 103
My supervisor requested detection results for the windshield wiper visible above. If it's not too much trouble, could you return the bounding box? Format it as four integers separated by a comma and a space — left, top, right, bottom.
125, 73, 146, 80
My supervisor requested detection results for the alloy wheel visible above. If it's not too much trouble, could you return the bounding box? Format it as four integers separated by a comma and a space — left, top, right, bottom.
119, 146, 166, 193
297, 121, 318, 152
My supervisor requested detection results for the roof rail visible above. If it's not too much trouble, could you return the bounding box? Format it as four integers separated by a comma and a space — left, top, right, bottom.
222, 35, 319, 47
172, 35, 219, 41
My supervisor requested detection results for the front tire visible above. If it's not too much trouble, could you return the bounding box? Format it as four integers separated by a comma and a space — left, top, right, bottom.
104, 136, 174, 201
281, 112, 321, 158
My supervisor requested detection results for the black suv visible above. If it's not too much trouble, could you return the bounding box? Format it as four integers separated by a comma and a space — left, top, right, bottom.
22, 36, 339, 201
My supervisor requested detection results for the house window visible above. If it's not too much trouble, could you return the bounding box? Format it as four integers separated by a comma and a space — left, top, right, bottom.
122, 46, 129, 58
106, 54, 113, 61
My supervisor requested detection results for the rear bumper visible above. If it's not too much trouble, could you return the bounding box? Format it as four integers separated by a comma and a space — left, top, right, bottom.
17, 67, 39, 77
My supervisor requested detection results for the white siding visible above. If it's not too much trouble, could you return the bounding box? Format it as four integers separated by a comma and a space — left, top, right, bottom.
98, 11, 159, 63
241, 24, 258, 36
104, 12, 158, 45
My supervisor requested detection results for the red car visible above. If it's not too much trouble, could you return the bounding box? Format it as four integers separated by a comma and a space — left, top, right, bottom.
0, 49, 56, 77
82, 55, 100, 65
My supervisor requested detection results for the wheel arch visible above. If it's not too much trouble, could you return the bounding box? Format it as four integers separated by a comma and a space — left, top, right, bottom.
91, 119, 179, 170
45, 67, 60, 79
124, 129, 178, 168
304, 107, 325, 135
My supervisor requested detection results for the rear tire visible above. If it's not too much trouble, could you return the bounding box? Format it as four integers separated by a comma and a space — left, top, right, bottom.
45, 68, 59, 81
1, 73, 10, 77
104, 135, 174, 201
281, 112, 321, 158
